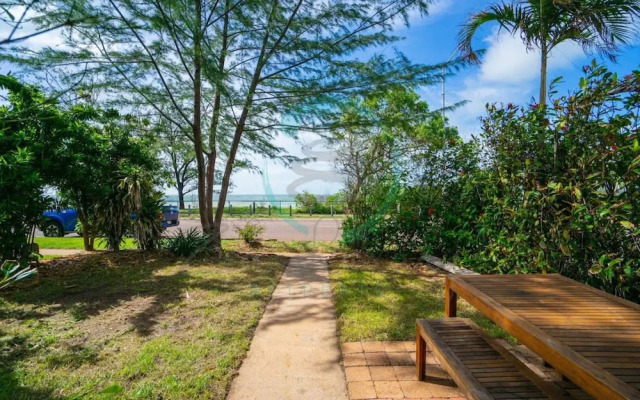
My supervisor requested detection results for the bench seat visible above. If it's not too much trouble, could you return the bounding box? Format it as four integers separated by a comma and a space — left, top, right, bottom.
416, 318, 591, 400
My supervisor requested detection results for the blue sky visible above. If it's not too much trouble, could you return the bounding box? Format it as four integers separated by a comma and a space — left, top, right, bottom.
394, 0, 640, 138
4, 1, 640, 196
254, 0, 640, 196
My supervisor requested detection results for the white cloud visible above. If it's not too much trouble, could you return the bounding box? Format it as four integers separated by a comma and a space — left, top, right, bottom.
480, 29, 585, 84
445, 27, 587, 137
230, 132, 344, 196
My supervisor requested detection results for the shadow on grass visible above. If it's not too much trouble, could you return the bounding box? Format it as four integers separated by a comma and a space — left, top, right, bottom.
0, 250, 288, 399
329, 256, 509, 342
0, 329, 69, 400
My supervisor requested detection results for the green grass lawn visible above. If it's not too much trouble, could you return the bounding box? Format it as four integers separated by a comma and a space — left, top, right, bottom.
223, 240, 345, 254
0, 251, 287, 400
35, 237, 137, 250
329, 256, 510, 342
35, 237, 345, 254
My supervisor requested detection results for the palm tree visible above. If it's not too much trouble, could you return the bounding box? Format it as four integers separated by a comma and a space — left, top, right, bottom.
458, 0, 640, 106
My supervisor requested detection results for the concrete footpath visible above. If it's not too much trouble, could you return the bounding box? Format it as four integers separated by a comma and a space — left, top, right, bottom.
227, 256, 348, 400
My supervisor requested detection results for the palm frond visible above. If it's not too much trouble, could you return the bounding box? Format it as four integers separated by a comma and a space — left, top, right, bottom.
554, 0, 640, 59
458, 1, 532, 62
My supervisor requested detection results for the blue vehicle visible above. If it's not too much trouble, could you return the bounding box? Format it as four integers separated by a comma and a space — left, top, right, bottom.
161, 205, 180, 228
41, 205, 180, 237
41, 208, 79, 237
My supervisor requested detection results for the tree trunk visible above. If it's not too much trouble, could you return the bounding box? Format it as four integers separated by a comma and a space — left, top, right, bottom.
73, 194, 95, 251
204, 1, 228, 243
212, 0, 281, 249
173, 155, 186, 210
539, 44, 548, 107
212, 58, 267, 245
193, 0, 213, 234
205, 153, 216, 228
538, 0, 547, 107
178, 188, 185, 210
77, 209, 94, 251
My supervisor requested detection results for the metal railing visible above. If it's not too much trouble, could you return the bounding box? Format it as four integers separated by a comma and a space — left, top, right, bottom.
169, 200, 347, 217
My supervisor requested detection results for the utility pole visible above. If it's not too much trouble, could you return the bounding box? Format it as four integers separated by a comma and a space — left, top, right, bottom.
441, 48, 459, 179
442, 48, 459, 126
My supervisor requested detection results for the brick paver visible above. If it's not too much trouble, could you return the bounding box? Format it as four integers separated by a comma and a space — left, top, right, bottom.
340, 341, 465, 399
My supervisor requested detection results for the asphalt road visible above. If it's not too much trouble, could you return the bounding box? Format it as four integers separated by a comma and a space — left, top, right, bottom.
38, 218, 343, 241
176, 218, 343, 241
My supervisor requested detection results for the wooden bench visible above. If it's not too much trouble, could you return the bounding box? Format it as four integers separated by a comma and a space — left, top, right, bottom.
416, 318, 589, 400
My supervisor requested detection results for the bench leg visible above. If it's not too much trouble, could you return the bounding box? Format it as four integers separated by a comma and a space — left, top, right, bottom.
416, 324, 426, 381
445, 280, 457, 318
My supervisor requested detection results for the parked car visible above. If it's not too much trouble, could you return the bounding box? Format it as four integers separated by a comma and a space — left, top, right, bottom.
41, 208, 79, 237
161, 205, 180, 227
41, 205, 180, 237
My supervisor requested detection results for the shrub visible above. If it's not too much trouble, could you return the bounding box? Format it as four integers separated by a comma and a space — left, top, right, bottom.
162, 228, 210, 257
0, 76, 64, 262
459, 63, 640, 300
339, 63, 640, 302
133, 192, 165, 250
295, 191, 318, 213
235, 221, 265, 245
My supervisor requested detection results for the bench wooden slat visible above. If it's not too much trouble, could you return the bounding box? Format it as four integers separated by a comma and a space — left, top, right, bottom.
417, 318, 585, 400
447, 274, 640, 400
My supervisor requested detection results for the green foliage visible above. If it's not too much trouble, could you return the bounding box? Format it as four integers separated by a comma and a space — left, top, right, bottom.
0, 74, 164, 256
234, 222, 265, 245
2, 0, 448, 250
458, 0, 640, 102
294, 191, 318, 212
326, 191, 347, 205
337, 86, 471, 257
342, 64, 640, 301
134, 192, 165, 251
0, 75, 66, 262
0, 260, 36, 290
461, 63, 640, 300
459, 0, 640, 62
51, 103, 164, 252
162, 228, 210, 258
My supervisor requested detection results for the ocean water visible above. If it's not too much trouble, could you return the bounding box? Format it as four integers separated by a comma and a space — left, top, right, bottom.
164, 194, 330, 208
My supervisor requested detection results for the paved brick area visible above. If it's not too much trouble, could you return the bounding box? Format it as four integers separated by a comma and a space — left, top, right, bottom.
341, 341, 466, 400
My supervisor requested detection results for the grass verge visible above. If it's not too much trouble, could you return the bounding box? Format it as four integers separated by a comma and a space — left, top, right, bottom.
34, 237, 137, 250
35, 237, 345, 254
329, 255, 510, 342
0, 251, 287, 400
223, 240, 345, 254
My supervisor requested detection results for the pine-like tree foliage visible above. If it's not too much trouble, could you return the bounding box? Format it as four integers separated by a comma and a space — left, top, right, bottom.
2, 0, 462, 248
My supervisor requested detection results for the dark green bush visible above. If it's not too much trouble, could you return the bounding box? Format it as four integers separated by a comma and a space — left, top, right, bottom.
460, 64, 640, 300
341, 63, 640, 301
